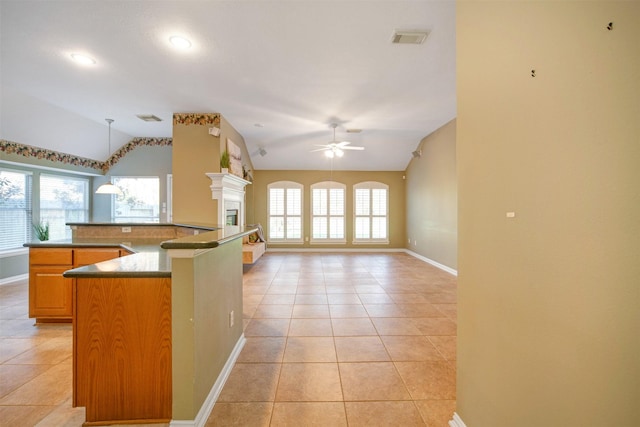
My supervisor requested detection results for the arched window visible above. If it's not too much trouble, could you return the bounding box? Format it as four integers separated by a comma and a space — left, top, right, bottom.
310, 181, 345, 244
267, 181, 303, 242
353, 181, 389, 244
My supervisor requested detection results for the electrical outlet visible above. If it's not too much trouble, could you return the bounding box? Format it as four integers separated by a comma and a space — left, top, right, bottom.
121, 227, 131, 233
414, 240, 417, 246
408, 238, 411, 244
229, 310, 234, 328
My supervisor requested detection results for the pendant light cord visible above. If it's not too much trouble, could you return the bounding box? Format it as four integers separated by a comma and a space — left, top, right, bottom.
105, 118, 114, 162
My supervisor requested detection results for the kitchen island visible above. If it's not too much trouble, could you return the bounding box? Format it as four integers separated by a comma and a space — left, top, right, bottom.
25, 222, 256, 426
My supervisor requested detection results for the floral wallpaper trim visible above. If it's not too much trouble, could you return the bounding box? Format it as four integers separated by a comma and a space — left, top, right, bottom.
173, 113, 221, 126
105, 137, 172, 172
1, 139, 103, 170
1, 138, 172, 173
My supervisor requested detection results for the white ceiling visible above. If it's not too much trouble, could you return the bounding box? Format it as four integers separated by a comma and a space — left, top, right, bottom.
0, 1, 456, 171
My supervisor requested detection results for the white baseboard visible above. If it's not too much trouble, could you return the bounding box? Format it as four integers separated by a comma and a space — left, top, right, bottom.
170, 334, 247, 427
264, 247, 457, 277
405, 249, 458, 276
267, 247, 405, 253
449, 412, 467, 427
0, 274, 28, 286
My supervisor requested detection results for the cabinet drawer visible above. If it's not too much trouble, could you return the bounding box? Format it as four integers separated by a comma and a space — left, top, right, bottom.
30, 248, 73, 265
29, 266, 73, 318
74, 248, 121, 267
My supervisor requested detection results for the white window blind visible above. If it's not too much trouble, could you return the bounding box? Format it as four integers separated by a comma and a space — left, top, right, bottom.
311, 182, 345, 243
268, 181, 303, 242
0, 169, 32, 251
40, 174, 89, 240
354, 182, 389, 243
112, 177, 160, 223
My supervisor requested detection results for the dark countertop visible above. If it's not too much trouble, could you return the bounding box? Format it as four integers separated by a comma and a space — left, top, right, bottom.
24, 225, 258, 279
66, 222, 219, 231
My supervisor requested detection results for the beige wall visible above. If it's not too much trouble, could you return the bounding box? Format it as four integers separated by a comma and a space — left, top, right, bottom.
172, 118, 220, 225
406, 119, 457, 269
171, 238, 243, 420
457, 2, 640, 426
251, 170, 406, 248
172, 114, 252, 226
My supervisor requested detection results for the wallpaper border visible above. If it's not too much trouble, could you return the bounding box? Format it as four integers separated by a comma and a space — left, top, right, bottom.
1, 138, 172, 173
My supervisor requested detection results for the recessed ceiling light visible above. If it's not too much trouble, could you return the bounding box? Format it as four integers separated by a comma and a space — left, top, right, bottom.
169, 36, 192, 50
70, 53, 96, 65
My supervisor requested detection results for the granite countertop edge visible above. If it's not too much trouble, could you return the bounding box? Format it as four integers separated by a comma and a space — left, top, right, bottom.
25, 225, 259, 279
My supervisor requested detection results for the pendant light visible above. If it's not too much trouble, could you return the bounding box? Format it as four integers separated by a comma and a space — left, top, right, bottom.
95, 119, 123, 195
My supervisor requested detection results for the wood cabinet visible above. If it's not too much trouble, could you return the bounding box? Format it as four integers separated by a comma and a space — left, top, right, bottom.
73, 248, 122, 267
28, 247, 125, 322
74, 276, 172, 424
29, 249, 73, 321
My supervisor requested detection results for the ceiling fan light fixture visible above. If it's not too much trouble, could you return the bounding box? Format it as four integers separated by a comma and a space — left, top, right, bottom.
314, 122, 365, 158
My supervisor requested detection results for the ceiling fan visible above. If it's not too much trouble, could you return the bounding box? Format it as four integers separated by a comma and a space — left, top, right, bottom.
311, 123, 364, 158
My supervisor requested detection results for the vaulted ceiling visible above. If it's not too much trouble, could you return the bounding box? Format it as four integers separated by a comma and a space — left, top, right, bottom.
0, 1, 456, 171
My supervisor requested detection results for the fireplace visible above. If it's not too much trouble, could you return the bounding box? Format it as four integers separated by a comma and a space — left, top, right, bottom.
226, 209, 238, 226
205, 172, 251, 230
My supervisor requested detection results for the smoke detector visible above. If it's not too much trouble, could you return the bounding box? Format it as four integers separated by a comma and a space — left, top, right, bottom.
391, 30, 429, 45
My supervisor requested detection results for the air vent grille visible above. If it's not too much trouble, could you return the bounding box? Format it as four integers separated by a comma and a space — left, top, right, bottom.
391, 30, 429, 45
136, 114, 162, 122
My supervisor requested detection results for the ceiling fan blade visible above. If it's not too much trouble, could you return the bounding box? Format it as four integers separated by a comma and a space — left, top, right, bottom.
310, 147, 329, 152
342, 146, 365, 150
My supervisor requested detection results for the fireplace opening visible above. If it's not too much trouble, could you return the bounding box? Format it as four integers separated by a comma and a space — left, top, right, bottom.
226, 209, 238, 226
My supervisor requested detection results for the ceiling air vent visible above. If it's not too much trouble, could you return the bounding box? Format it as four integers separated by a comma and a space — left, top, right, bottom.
136, 114, 162, 122
346, 129, 362, 134
391, 30, 429, 45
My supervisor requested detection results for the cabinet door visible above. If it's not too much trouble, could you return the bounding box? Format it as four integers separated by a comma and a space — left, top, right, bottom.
29, 266, 73, 318
74, 248, 121, 267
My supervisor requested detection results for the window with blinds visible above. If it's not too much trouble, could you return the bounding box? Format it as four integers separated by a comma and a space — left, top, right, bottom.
268, 181, 303, 242
354, 182, 389, 244
0, 169, 33, 251
311, 181, 345, 243
112, 177, 160, 223
40, 174, 89, 240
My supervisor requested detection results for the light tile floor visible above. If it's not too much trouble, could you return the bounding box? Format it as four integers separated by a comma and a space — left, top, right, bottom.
0, 252, 456, 426
208, 252, 457, 426
0, 278, 85, 427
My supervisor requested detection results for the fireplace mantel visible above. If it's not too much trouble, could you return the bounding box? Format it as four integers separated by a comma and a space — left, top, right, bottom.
205, 173, 251, 228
